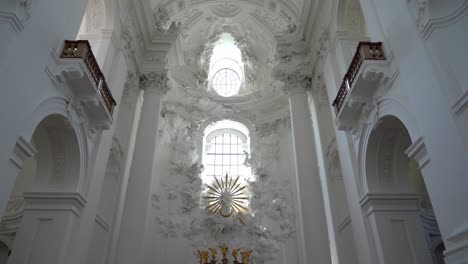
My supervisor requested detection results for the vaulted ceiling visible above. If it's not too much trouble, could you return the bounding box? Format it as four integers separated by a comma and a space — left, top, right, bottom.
116, 0, 323, 124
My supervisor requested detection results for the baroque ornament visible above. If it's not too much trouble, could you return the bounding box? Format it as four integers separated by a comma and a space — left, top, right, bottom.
203, 174, 250, 217
140, 72, 170, 95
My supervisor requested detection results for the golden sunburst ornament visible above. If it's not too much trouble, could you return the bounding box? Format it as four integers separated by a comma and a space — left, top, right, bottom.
203, 173, 250, 217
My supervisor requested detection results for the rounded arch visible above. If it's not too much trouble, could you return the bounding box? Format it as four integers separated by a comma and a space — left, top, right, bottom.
200, 118, 254, 181
77, 0, 119, 65
331, 0, 367, 34
206, 128, 248, 144
364, 116, 414, 193
357, 97, 422, 196
20, 97, 89, 194
198, 115, 255, 138
79, 0, 117, 33
25, 114, 81, 191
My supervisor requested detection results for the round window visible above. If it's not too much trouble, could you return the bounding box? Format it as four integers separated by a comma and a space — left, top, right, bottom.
212, 68, 241, 97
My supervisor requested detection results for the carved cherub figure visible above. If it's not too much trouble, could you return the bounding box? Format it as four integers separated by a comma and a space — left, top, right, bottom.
219, 244, 229, 259
241, 250, 253, 264
208, 248, 217, 262
202, 251, 209, 264
231, 248, 240, 262
197, 250, 209, 264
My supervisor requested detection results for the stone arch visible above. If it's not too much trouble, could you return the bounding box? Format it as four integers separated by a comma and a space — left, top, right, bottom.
330, 0, 369, 76
22, 96, 89, 194
27, 114, 81, 190
198, 115, 255, 137
333, 0, 367, 34
360, 113, 445, 263
77, 0, 118, 65
1, 107, 85, 261
364, 116, 414, 193
357, 97, 422, 196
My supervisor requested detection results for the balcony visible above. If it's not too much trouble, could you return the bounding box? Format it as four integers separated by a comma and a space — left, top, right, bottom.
50, 40, 116, 130
332, 42, 392, 131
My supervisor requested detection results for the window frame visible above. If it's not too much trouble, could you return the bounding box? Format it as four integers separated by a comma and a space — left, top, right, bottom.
202, 128, 249, 181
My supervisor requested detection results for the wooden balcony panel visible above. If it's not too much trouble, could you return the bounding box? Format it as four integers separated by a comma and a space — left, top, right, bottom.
49, 40, 117, 130
60, 40, 116, 116
332, 42, 391, 131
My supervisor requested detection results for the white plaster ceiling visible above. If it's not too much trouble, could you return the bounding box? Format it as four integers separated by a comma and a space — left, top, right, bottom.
144, 0, 310, 124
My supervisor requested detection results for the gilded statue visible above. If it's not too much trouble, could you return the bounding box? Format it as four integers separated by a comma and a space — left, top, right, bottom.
219, 244, 229, 259
241, 250, 253, 264
197, 250, 209, 264
231, 248, 240, 262
209, 248, 218, 262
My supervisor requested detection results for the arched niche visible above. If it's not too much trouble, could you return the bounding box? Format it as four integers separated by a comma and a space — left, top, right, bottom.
365, 116, 414, 193
365, 115, 434, 202
331, 0, 369, 76
0, 114, 82, 262
335, 0, 367, 34
7, 113, 82, 197
77, 0, 117, 65
31, 114, 81, 190
363, 115, 445, 263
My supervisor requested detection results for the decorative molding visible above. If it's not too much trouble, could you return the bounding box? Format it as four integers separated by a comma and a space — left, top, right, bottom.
360, 193, 421, 216
405, 136, 430, 169
407, 0, 468, 39
337, 216, 351, 232
22, 192, 87, 216
139, 72, 170, 95
452, 90, 468, 115
95, 214, 110, 232
9, 136, 37, 170
210, 3, 242, 18
444, 223, 468, 262
447, 224, 468, 244
0, 9, 24, 33
0, 0, 32, 33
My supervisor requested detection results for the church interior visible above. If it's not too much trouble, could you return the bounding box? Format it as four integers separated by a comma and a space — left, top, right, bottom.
0, 0, 467, 263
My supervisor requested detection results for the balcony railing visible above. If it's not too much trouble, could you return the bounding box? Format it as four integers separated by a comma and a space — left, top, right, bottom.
332, 42, 386, 115
60, 40, 116, 115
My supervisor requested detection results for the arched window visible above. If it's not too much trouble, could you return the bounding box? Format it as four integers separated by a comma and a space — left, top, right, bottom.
208, 33, 244, 97
202, 120, 251, 182
212, 68, 241, 97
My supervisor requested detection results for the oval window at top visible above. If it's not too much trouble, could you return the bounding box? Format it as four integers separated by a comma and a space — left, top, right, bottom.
211, 68, 241, 97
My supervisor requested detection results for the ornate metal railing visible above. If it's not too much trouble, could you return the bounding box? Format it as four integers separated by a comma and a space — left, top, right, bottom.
332, 42, 386, 115
60, 40, 116, 115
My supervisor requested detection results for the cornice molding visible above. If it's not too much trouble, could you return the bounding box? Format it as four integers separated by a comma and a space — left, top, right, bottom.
405, 136, 430, 169
0, 0, 32, 33
407, 0, 468, 39
10, 136, 37, 170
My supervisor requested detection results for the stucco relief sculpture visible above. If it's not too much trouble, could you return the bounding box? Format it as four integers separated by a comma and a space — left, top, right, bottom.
153, 7, 181, 33
154, 113, 296, 263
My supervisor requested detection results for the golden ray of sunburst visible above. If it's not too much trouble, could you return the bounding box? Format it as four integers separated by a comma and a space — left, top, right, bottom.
202, 173, 250, 217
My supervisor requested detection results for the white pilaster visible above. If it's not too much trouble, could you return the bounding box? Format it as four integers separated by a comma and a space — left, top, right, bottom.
287, 84, 332, 264
8, 192, 86, 264
115, 72, 169, 264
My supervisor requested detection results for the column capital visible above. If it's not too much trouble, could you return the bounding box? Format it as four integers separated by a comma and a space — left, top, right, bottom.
139, 72, 170, 95
279, 72, 312, 96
